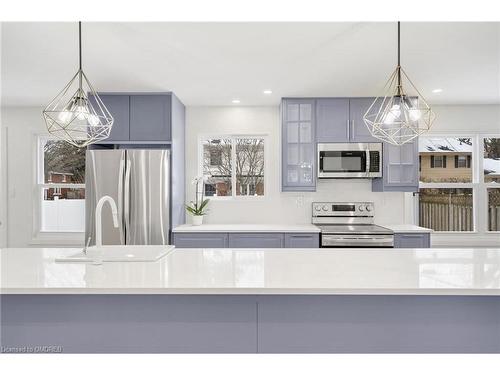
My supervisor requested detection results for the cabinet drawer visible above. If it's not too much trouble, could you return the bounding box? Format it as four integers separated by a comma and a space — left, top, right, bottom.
228, 233, 285, 248
394, 233, 430, 248
284, 233, 319, 248
173, 233, 228, 248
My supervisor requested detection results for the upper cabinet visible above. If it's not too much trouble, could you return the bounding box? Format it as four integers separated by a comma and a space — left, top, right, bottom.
129, 95, 171, 141
95, 93, 175, 144
372, 139, 419, 192
281, 99, 316, 192
316, 99, 350, 142
315, 98, 379, 143
348, 98, 380, 142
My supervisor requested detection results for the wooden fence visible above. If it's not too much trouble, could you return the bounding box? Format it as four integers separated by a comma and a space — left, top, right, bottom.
419, 192, 473, 231
419, 190, 500, 231
489, 191, 500, 231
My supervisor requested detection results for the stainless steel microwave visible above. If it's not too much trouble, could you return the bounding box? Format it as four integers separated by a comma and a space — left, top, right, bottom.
318, 143, 382, 178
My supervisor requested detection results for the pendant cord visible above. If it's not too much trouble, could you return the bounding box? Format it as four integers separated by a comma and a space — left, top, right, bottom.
397, 21, 402, 94
397, 21, 400, 67
79, 21, 82, 71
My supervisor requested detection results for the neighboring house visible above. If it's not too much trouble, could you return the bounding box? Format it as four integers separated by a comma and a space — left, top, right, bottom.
44, 171, 85, 200
419, 138, 473, 182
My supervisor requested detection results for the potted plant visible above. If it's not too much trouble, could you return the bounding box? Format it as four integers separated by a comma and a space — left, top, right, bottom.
185, 176, 209, 225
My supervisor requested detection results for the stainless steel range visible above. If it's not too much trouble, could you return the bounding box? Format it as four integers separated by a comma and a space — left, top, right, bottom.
312, 202, 394, 248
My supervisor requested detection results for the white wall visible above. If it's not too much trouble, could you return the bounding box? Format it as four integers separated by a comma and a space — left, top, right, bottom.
1, 106, 84, 247
185, 106, 406, 226
431, 105, 500, 134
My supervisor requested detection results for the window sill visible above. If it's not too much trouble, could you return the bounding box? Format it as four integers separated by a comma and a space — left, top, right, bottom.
431, 232, 500, 247
30, 232, 85, 247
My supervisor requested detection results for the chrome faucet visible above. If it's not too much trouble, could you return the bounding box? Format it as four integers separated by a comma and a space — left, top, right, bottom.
95, 195, 119, 248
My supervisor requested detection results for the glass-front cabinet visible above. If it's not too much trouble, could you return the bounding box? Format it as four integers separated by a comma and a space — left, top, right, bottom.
282, 99, 316, 191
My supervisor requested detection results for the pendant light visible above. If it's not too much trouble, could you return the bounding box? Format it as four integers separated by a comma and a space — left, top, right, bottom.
42, 22, 113, 148
363, 22, 435, 146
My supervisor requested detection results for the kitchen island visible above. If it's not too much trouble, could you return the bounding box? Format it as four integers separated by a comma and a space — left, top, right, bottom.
1, 247, 499, 353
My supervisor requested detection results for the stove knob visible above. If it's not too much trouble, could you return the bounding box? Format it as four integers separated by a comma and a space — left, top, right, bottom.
365, 205, 372, 212
358, 205, 364, 212
322, 205, 329, 211
314, 205, 321, 211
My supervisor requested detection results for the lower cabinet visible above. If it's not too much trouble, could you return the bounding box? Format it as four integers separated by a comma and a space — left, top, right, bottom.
173, 232, 320, 248
172, 233, 228, 248
394, 233, 430, 248
229, 233, 284, 248
284, 233, 320, 248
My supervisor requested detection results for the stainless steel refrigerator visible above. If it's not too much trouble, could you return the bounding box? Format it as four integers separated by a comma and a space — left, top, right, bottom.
85, 149, 170, 246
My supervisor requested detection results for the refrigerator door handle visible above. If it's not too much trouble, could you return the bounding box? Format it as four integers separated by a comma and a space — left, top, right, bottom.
117, 155, 126, 244
159, 150, 170, 244
124, 160, 131, 243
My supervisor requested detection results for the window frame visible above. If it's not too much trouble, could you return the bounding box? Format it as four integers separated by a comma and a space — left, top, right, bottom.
32, 135, 86, 242
418, 134, 500, 234
198, 134, 268, 200
481, 135, 500, 232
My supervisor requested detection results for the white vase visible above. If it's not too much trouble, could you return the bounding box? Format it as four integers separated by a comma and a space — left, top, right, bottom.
192, 215, 204, 226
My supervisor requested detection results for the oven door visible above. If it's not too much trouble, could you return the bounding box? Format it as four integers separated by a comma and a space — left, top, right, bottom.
318, 143, 370, 178
321, 234, 394, 248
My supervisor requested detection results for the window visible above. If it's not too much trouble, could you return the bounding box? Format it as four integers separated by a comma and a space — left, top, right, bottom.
455, 155, 471, 168
201, 136, 265, 198
419, 135, 500, 233
431, 155, 446, 168
36, 137, 86, 232
484, 138, 500, 183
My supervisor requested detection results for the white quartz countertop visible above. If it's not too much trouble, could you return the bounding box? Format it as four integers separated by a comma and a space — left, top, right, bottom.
1, 247, 499, 295
173, 224, 321, 233
173, 223, 431, 234
378, 224, 433, 233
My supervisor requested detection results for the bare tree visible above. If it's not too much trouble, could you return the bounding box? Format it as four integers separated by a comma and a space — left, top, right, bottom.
203, 138, 264, 195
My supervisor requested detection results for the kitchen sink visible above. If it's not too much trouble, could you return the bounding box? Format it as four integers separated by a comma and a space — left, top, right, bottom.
55, 245, 176, 263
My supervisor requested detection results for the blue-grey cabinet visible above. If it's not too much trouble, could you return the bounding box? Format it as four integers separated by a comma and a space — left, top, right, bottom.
349, 98, 379, 142
282, 99, 316, 192
284, 233, 320, 248
372, 139, 419, 192
394, 232, 430, 248
229, 233, 285, 248
95, 93, 174, 144
173, 231, 320, 248
172, 233, 228, 248
315, 98, 378, 143
130, 95, 171, 141
94, 94, 130, 142
316, 99, 350, 142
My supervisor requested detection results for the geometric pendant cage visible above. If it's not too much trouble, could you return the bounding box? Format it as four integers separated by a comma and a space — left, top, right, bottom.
363, 22, 435, 146
42, 22, 113, 148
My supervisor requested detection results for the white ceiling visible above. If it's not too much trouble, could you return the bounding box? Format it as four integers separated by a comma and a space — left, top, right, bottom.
1, 22, 499, 107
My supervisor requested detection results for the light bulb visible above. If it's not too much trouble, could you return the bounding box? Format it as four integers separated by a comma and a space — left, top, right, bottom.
58, 110, 72, 123
75, 104, 89, 120
88, 114, 100, 126
409, 109, 421, 121
384, 104, 401, 124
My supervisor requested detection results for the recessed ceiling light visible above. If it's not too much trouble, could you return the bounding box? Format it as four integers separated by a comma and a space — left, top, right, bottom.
232, 99, 240, 104
263, 90, 273, 95
432, 88, 443, 93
